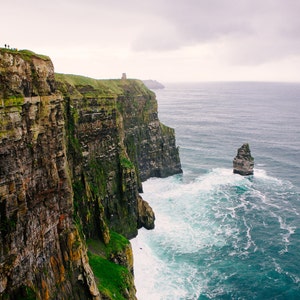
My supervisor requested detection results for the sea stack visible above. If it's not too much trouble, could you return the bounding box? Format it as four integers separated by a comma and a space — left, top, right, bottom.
233, 143, 254, 175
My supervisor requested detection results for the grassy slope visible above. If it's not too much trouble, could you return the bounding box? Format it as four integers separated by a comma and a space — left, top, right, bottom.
87, 232, 131, 300
55, 73, 151, 97
0, 48, 50, 61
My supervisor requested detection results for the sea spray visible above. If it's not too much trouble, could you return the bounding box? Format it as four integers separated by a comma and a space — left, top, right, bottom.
132, 82, 300, 299
132, 169, 300, 299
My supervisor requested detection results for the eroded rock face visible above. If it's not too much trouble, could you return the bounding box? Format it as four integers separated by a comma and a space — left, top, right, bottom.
118, 82, 182, 183
137, 195, 155, 230
56, 75, 181, 240
233, 143, 254, 175
0, 50, 55, 98
0, 49, 182, 299
0, 50, 99, 299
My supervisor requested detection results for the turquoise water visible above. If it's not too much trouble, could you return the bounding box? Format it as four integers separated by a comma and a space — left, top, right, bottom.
131, 82, 300, 299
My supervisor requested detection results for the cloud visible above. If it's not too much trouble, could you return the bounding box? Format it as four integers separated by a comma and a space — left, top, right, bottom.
131, 0, 300, 65
2, 0, 300, 81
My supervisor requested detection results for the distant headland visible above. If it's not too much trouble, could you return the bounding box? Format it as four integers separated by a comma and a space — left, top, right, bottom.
142, 79, 165, 90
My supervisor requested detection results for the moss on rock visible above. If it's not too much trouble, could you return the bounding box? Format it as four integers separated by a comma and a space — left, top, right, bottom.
87, 234, 136, 300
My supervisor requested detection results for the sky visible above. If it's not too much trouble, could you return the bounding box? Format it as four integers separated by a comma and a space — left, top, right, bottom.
2, 0, 300, 83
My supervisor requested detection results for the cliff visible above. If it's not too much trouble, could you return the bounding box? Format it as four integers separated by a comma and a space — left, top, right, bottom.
0, 49, 99, 299
0, 48, 181, 299
142, 80, 165, 90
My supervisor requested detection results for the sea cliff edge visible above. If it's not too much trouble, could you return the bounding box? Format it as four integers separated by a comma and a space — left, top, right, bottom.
0, 48, 182, 299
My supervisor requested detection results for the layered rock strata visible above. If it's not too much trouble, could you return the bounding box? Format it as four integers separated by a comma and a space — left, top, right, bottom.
0, 49, 99, 299
233, 143, 254, 175
0, 49, 182, 299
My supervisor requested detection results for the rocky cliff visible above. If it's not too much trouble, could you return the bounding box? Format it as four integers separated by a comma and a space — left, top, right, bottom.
0, 49, 181, 299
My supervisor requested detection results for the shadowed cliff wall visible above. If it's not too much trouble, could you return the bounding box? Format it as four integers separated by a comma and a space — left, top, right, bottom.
0, 49, 99, 299
56, 74, 182, 241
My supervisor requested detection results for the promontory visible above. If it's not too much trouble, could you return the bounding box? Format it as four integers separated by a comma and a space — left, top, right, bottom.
0, 48, 182, 299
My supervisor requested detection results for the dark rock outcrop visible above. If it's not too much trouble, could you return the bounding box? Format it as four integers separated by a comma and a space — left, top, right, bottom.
233, 143, 254, 175
137, 195, 155, 230
0, 48, 182, 299
116, 81, 182, 183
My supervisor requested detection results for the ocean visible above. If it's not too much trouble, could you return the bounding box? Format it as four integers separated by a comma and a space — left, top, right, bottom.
131, 82, 300, 300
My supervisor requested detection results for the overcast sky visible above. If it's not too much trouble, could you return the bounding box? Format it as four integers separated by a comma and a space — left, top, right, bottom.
2, 0, 300, 82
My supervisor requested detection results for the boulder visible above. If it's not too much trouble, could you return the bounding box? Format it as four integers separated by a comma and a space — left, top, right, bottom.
233, 143, 254, 175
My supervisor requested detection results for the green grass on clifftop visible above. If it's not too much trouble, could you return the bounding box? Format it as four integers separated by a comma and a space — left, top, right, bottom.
55, 73, 153, 99
55, 73, 123, 93
0, 48, 50, 61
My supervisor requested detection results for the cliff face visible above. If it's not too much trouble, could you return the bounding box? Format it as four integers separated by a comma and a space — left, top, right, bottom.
116, 80, 182, 182
55, 74, 181, 241
0, 49, 181, 299
0, 50, 99, 299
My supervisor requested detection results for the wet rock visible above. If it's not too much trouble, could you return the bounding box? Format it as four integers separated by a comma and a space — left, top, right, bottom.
233, 143, 254, 175
137, 195, 155, 230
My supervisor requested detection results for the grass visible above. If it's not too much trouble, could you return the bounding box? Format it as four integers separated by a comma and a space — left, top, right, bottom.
87, 231, 130, 258
106, 231, 130, 255
3, 96, 24, 107
55, 73, 153, 100
120, 156, 134, 169
160, 122, 174, 135
0, 48, 50, 61
88, 252, 131, 300
87, 233, 131, 300
55, 73, 124, 97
